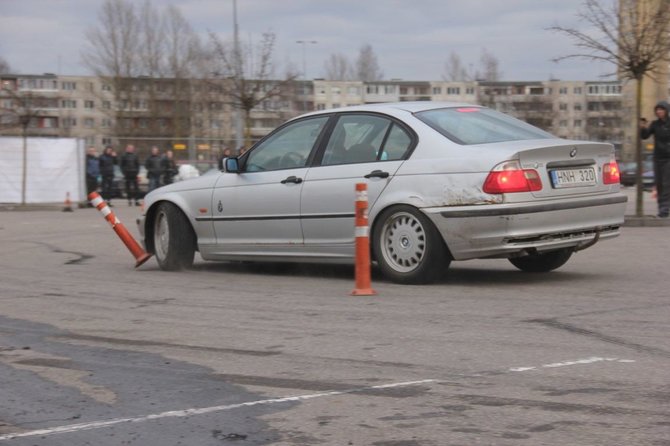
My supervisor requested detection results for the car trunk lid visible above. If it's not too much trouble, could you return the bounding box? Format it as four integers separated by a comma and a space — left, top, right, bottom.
514, 140, 615, 199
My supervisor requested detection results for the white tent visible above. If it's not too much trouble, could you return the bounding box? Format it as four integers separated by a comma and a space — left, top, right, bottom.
0, 137, 85, 204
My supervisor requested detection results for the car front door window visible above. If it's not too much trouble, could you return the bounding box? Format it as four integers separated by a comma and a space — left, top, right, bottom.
245, 117, 329, 172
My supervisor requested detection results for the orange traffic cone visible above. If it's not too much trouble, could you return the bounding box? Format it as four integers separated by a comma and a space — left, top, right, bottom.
351, 183, 377, 296
88, 192, 152, 268
62, 192, 73, 212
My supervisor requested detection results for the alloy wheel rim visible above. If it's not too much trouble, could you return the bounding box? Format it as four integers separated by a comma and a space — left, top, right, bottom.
380, 211, 426, 273
154, 211, 169, 260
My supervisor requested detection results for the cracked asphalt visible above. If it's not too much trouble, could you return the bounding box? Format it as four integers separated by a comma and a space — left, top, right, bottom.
0, 204, 668, 445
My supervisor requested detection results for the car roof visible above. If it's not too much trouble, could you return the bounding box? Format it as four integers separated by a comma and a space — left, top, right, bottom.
298, 101, 481, 118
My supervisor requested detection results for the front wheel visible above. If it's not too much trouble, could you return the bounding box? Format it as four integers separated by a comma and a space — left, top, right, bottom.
508, 248, 573, 273
372, 205, 450, 284
153, 202, 196, 270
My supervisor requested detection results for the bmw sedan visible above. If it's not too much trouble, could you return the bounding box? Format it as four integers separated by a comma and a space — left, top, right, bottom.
138, 102, 626, 284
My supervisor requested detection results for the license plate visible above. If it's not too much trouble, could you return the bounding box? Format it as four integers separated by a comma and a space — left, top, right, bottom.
550, 167, 596, 188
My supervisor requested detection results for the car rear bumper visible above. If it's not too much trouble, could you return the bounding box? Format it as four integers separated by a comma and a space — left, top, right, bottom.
423, 194, 627, 260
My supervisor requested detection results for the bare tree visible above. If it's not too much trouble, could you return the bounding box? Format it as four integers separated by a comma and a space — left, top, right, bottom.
140, 1, 164, 77
549, 0, 670, 217
478, 48, 502, 81
442, 52, 471, 81
323, 53, 353, 81
209, 31, 299, 147
0, 57, 10, 74
82, 0, 141, 137
163, 5, 203, 140
82, 0, 206, 149
355, 44, 383, 82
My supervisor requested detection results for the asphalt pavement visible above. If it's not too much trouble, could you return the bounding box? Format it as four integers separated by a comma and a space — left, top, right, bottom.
0, 196, 668, 445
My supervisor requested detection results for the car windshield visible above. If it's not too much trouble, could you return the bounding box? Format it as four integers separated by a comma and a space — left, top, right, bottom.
415, 107, 553, 145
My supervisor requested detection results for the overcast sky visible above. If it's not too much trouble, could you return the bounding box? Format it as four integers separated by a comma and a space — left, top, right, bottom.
0, 0, 615, 81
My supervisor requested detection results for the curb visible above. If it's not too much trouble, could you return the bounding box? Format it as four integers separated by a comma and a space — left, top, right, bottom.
623, 216, 670, 227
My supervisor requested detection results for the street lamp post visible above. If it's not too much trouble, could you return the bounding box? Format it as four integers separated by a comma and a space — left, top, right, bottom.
296, 40, 317, 112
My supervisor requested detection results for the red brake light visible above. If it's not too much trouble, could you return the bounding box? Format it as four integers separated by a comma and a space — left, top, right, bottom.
603, 161, 620, 185
456, 107, 480, 113
483, 161, 543, 194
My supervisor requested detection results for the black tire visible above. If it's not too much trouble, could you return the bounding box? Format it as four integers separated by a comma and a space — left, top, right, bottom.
153, 202, 196, 271
372, 205, 450, 284
508, 248, 573, 273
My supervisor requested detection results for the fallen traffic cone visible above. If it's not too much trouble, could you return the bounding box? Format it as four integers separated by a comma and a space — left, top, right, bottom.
62, 192, 73, 212
88, 192, 152, 268
351, 183, 377, 296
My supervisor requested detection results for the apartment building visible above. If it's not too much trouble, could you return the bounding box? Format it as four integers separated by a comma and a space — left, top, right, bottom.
1, 73, 631, 160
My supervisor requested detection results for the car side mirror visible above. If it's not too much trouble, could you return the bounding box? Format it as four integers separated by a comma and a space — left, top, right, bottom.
224, 157, 240, 173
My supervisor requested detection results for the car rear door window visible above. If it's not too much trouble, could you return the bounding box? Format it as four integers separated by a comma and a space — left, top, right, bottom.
321, 114, 412, 165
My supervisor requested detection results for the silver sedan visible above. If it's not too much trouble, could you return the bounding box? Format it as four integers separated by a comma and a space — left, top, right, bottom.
139, 102, 626, 284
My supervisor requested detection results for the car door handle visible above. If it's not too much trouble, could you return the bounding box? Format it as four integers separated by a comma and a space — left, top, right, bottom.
280, 176, 303, 184
364, 170, 390, 179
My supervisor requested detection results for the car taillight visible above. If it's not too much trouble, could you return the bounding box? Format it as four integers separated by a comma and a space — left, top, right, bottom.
483, 161, 543, 194
603, 161, 620, 185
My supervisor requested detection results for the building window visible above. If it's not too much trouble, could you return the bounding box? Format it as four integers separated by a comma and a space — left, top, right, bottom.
574, 103, 582, 111
366, 85, 379, 94
102, 84, 112, 91
42, 117, 57, 128
84, 136, 96, 146
559, 87, 568, 94
347, 86, 360, 95
63, 118, 77, 127
574, 120, 582, 127
384, 85, 395, 94
432, 87, 441, 95
62, 82, 77, 90
574, 87, 582, 94
83, 118, 95, 128
559, 103, 568, 111
210, 119, 222, 129
102, 100, 111, 110
101, 118, 112, 128
102, 137, 112, 146
332, 103, 340, 109
559, 120, 568, 127
466, 87, 475, 95
61, 100, 77, 108
84, 100, 95, 109
316, 104, 326, 111
447, 87, 460, 95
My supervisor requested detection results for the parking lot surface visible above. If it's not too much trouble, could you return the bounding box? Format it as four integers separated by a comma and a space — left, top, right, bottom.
0, 203, 668, 445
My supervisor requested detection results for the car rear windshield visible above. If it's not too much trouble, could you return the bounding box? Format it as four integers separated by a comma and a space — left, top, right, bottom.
415, 107, 553, 145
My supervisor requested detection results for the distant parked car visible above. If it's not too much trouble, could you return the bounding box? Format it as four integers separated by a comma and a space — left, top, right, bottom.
111, 165, 148, 199
619, 161, 654, 189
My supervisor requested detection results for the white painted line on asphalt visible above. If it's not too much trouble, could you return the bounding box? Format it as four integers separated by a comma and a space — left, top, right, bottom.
509, 356, 635, 372
0, 379, 436, 441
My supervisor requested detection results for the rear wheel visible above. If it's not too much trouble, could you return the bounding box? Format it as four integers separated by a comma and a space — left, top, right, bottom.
373, 205, 450, 284
153, 202, 196, 270
508, 248, 572, 273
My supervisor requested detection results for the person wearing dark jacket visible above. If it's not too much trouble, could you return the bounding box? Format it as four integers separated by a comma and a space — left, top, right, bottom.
161, 150, 178, 185
85, 147, 100, 198
640, 100, 670, 218
98, 146, 117, 205
145, 146, 163, 192
120, 144, 141, 206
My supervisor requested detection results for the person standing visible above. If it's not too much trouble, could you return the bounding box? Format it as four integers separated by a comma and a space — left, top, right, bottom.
640, 101, 670, 218
145, 146, 163, 192
161, 150, 178, 185
98, 146, 117, 206
85, 147, 100, 199
120, 144, 141, 206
